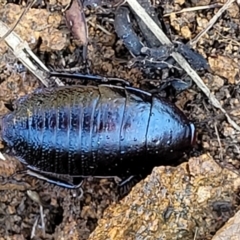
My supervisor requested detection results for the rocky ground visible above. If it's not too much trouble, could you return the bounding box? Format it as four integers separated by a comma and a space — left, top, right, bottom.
0, 0, 240, 239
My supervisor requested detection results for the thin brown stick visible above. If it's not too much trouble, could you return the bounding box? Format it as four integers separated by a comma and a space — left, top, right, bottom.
193, 227, 198, 240
0, 0, 36, 43
125, 0, 240, 131
0, 2, 64, 87
215, 30, 240, 46
31, 216, 39, 239
27, 190, 46, 238
87, 17, 112, 35
0, 20, 64, 87
163, 3, 223, 17
189, 0, 236, 47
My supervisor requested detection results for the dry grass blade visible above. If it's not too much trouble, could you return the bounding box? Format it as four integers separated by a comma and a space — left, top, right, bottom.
0, 0, 36, 43
125, 0, 240, 132
189, 0, 236, 47
0, 20, 64, 87
0, 151, 6, 161
193, 227, 198, 240
163, 3, 223, 17
31, 216, 39, 239
87, 17, 112, 36
27, 190, 46, 237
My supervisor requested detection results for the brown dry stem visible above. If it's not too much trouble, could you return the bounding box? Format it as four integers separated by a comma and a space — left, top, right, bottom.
0, 20, 64, 87
0, 0, 36, 44
189, 0, 236, 47
163, 3, 223, 17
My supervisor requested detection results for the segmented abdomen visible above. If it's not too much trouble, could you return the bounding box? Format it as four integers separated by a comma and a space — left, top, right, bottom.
1, 85, 149, 175
1, 84, 194, 177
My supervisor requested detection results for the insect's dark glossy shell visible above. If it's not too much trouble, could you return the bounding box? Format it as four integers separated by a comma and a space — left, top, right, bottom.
1, 84, 195, 179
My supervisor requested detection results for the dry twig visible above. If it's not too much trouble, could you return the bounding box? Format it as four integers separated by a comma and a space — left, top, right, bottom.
193, 227, 198, 240
163, 3, 223, 17
27, 190, 46, 238
126, 0, 240, 131
0, 20, 64, 87
31, 216, 39, 239
87, 17, 112, 36
0, 0, 36, 44
189, 0, 236, 47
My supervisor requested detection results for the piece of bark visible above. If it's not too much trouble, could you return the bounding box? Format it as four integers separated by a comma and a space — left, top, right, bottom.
65, 0, 88, 58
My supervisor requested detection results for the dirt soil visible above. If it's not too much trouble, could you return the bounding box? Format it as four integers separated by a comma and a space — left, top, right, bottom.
0, 0, 240, 239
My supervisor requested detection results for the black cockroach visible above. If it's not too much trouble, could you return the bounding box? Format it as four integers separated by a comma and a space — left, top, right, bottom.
114, 7, 209, 72
0, 75, 196, 192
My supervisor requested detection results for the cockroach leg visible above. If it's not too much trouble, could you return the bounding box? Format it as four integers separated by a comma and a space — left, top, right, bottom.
117, 175, 135, 186
117, 175, 142, 196
49, 71, 131, 86
26, 169, 84, 189
4, 101, 14, 111
84, 175, 122, 181
160, 78, 192, 93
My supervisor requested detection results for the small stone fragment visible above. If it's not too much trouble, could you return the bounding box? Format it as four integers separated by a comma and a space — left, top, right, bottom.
212, 210, 240, 240
181, 26, 191, 39
208, 56, 239, 84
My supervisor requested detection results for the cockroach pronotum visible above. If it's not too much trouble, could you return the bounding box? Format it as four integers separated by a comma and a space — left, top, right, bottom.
0, 81, 196, 193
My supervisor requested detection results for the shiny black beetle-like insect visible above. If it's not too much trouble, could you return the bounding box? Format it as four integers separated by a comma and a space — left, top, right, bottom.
0, 81, 196, 190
